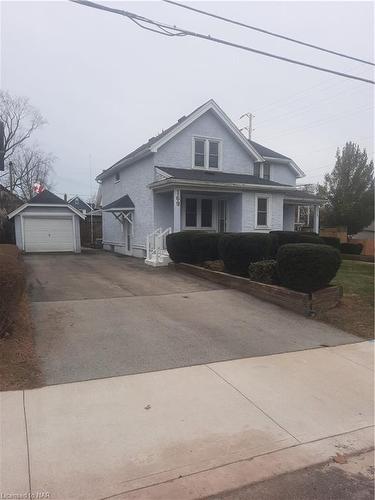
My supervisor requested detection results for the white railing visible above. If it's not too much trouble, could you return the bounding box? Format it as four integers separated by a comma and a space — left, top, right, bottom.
146, 227, 172, 265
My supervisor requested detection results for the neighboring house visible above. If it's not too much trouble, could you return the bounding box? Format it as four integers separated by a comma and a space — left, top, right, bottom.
96, 99, 322, 264
8, 190, 85, 253
68, 195, 93, 214
68, 196, 103, 247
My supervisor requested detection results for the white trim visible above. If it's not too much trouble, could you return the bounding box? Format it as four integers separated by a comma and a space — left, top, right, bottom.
192, 136, 223, 170
255, 194, 272, 230
8, 203, 86, 220
150, 99, 264, 161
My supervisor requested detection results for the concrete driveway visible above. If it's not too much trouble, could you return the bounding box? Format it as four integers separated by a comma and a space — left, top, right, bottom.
26, 251, 360, 385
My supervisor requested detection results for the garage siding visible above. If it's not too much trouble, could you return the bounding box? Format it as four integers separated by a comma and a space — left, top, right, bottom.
14, 206, 82, 253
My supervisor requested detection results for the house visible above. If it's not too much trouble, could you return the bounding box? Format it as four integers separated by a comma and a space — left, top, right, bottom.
68, 195, 93, 214
96, 99, 322, 264
68, 195, 103, 247
8, 190, 85, 253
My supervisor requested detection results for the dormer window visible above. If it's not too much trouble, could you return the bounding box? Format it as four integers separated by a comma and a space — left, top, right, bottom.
193, 138, 221, 169
254, 161, 270, 180
114, 171, 120, 183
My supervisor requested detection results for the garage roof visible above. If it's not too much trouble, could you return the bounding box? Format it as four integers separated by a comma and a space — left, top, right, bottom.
8, 190, 86, 219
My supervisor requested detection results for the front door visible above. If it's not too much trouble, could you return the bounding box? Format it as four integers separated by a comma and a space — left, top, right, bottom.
217, 200, 227, 232
123, 219, 132, 255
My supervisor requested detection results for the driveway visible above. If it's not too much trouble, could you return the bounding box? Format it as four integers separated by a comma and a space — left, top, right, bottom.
26, 251, 360, 385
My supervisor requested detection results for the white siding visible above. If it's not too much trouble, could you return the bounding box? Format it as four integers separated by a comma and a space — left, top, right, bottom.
242, 192, 284, 232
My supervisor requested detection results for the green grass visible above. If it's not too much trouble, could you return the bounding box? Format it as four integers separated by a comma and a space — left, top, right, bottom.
318, 260, 374, 339
332, 260, 374, 306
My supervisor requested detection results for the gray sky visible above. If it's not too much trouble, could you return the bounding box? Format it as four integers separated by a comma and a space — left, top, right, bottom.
1, 1, 374, 200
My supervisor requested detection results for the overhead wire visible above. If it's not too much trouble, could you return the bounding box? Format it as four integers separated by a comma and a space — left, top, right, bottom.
162, 0, 375, 67
70, 0, 375, 84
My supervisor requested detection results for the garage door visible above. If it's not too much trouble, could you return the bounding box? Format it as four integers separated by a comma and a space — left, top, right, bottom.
24, 217, 75, 252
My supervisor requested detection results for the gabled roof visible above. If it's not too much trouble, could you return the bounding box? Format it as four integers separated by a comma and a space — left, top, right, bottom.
102, 194, 135, 211
156, 166, 289, 187
8, 190, 86, 219
30, 190, 66, 204
249, 140, 290, 160
96, 99, 304, 181
68, 195, 92, 212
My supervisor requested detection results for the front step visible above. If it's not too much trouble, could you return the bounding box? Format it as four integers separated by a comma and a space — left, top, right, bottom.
145, 252, 171, 267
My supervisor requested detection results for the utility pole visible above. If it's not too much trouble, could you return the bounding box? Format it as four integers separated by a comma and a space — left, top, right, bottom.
9, 161, 13, 193
240, 112, 254, 140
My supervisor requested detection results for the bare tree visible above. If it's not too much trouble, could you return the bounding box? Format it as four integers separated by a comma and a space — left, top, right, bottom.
5, 146, 55, 201
0, 91, 46, 160
0, 91, 55, 199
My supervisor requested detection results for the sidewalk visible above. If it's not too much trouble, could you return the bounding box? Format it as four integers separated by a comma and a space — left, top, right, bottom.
1, 342, 374, 500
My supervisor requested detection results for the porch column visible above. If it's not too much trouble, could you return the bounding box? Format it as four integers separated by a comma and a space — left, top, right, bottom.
313, 204, 320, 234
173, 188, 181, 232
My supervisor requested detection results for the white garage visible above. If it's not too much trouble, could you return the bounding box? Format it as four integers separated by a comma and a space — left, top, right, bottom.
8, 190, 85, 253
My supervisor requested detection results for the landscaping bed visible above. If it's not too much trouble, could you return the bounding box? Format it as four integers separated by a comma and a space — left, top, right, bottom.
170, 262, 342, 316
0, 244, 43, 390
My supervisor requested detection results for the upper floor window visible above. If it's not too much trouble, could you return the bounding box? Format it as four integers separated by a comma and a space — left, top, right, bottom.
193, 138, 221, 169
254, 161, 270, 181
114, 171, 120, 183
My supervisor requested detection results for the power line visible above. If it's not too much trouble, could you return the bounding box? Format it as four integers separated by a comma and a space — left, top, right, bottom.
163, 0, 375, 67
70, 0, 375, 84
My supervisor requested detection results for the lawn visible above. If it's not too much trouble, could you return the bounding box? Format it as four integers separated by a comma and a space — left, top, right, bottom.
318, 260, 374, 339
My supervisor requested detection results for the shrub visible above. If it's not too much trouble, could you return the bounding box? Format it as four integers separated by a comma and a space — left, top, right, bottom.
270, 231, 323, 256
321, 236, 341, 250
276, 243, 341, 293
166, 231, 221, 263
166, 231, 198, 263
0, 250, 25, 337
340, 242, 363, 255
190, 233, 221, 262
248, 260, 279, 285
218, 233, 272, 276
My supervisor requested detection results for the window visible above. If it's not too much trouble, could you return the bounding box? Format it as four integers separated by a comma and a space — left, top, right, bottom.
194, 139, 205, 167
184, 197, 214, 229
201, 199, 213, 227
208, 141, 219, 168
114, 171, 120, 183
193, 138, 221, 169
257, 197, 269, 227
263, 162, 270, 180
185, 198, 197, 227
254, 162, 271, 180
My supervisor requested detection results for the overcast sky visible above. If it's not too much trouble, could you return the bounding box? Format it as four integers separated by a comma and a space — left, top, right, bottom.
1, 1, 374, 200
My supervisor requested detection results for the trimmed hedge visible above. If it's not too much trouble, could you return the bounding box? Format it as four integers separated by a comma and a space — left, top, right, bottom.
166, 231, 221, 263
340, 242, 363, 255
321, 236, 341, 250
248, 260, 279, 285
0, 245, 25, 337
276, 243, 341, 293
218, 233, 272, 276
270, 230, 323, 256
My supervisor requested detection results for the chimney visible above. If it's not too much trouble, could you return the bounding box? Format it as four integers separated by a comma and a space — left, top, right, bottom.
64, 193, 67, 202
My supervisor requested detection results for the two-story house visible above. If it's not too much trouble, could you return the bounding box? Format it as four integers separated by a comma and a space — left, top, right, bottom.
97, 100, 322, 264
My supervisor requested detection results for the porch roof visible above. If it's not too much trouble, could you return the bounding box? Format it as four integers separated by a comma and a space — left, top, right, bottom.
154, 167, 290, 187
284, 190, 325, 204
102, 194, 135, 211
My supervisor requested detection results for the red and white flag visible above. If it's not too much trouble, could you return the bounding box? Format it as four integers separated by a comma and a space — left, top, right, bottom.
33, 182, 45, 194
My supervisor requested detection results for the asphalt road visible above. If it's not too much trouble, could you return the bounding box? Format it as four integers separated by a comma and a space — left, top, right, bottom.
25, 251, 360, 385
209, 451, 374, 500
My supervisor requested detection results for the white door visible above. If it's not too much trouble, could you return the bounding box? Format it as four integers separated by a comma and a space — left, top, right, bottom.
24, 217, 75, 252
